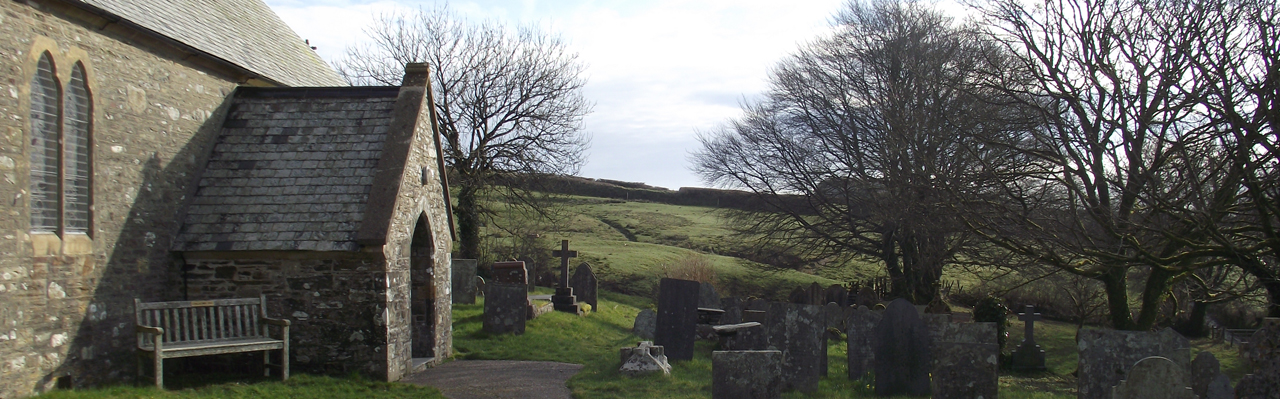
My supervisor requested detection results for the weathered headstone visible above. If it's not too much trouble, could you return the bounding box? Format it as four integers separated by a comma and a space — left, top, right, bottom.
619, 341, 672, 377
1190, 351, 1222, 399
451, 259, 479, 304
1010, 305, 1047, 371
491, 261, 528, 285
633, 309, 656, 340
1109, 356, 1196, 399
855, 285, 880, 307
766, 302, 825, 393
713, 350, 783, 399
482, 283, 528, 334
743, 309, 767, 323
747, 298, 770, 311
699, 281, 721, 310
1206, 372, 1233, 399
720, 297, 743, 325
550, 240, 581, 313
1077, 328, 1191, 399
717, 322, 767, 351
931, 322, 999, 399
825, 284, 849, 307
788, 286, 808, 305
1236, 317, 1280, 399
873, 298, 932, 397
655, 278, 700, 361
847, 305, 881, 380
808, 282, 824, 305
569, 262, 598, 312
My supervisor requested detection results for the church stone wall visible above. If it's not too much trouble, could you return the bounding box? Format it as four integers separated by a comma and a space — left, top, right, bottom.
178, 253, 394, 378
0, 1, 240, 396
378, 73, 454, 381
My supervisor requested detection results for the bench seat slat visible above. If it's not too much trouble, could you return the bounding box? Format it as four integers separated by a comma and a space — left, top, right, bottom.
139, 337, 285, 358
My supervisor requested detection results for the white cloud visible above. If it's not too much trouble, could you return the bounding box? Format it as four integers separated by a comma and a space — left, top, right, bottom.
265, 0, 845, 189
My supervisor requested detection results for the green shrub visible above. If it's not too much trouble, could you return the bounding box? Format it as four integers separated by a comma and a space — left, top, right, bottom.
974, 295, 1011, 352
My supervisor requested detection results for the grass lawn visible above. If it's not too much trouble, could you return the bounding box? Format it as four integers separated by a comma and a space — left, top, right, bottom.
33, 374, 444, 399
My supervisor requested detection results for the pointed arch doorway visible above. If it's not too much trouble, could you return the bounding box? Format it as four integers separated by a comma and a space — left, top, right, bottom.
410, 214, 436, 359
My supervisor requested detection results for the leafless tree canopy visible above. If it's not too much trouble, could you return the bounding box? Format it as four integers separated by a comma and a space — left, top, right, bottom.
970, 0, 1280, 326
694, 0, 1030, 304
338, 7, 591, 258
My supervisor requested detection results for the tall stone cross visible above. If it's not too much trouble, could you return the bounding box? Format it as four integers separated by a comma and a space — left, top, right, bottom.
551, 240, 577, 289
1018, 305, 1042, 344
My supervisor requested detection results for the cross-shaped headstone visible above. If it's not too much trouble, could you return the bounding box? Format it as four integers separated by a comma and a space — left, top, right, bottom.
551, 240, 577, 289
1018, 305, 1042, 344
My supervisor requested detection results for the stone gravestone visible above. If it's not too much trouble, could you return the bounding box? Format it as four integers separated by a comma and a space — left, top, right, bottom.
1010, 305, 1047, 371
788, 286, 808, 305
491, 261, 528, 285
765, 302, 825, 393
1190, 351, 1221, 398
847, 305, 881, 380
482, 283, 528, 334
1236, 317, 1280, 399
931, 322, 999, 399
569, 263, 598, 312
699, 281, 720, 310
712, 350, 783, 399
873, 298, 932, 397
1206, 373, 1233, 399
720, 297, 743, 325
451, 259, 478, 304
1110, 356, 1196, 399
655, 278, 700, 361
1077, 328, 1191, 399
633, 309, 656, 340
823, 302, 847, 342
825, 284, 848, 307
619, 341, 672, 377
550, 240, 581, 313
855, 285, 880, 308
808, 282, 824, 305
747, 298, 770, 311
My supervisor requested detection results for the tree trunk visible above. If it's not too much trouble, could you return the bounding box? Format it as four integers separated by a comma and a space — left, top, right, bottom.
454, 186, 481, 260
1133, 267, 1176, 330
1100, 267, 1136, 330
881, 230, 908, 300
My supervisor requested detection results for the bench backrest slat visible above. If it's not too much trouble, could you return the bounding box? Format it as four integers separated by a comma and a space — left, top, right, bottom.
135, 297, 270, 346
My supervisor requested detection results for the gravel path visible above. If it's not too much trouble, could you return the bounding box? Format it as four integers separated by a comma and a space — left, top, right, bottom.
401, 360, 584, 399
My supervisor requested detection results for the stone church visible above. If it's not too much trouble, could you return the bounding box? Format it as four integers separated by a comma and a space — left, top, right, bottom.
0, 0, 454, 397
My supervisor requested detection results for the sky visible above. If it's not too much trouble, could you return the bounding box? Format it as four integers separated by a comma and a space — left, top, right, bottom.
264, 0, 849, 190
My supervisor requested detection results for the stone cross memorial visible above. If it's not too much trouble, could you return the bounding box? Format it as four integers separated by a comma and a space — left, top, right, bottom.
550, 240, 581, 313
1011, 305, 1047, 371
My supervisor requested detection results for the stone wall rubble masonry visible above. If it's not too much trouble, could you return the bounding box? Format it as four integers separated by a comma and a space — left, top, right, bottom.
1, 1, 244, 397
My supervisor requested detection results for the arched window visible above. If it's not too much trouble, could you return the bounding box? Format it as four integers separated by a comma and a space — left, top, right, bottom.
29, 52, 59, 233
64, 63, 91, 233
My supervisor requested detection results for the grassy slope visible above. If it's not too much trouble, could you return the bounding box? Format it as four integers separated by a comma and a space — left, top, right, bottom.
484, 195, 875, 299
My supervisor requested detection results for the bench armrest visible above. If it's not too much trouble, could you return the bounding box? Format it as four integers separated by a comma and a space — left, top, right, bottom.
136, 325, 164, 336
262, 317, 291, 327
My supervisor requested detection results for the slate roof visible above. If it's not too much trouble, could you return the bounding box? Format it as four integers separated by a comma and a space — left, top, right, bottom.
173, 87, 401, 252
76, 0, 345, 87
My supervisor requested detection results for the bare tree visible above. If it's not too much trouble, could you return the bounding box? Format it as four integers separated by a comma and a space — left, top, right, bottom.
693, 0, 1030, 304
339, 6, 592, 259
970, 0, 1259, 329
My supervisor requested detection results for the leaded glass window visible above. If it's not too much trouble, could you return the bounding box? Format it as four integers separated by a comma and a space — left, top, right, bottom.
64, 63, 91, 233
29, 53, 59, 233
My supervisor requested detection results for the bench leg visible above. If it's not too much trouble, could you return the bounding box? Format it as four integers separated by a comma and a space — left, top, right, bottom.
281, 347, 289, 381
153, 355, 163, 389
263, 351, 270, 377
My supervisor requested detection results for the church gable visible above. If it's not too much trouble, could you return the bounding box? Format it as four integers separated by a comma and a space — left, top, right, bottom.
174, 87, 402, 252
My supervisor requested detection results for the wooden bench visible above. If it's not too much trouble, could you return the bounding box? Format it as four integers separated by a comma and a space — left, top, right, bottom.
135, 295, 290, 388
